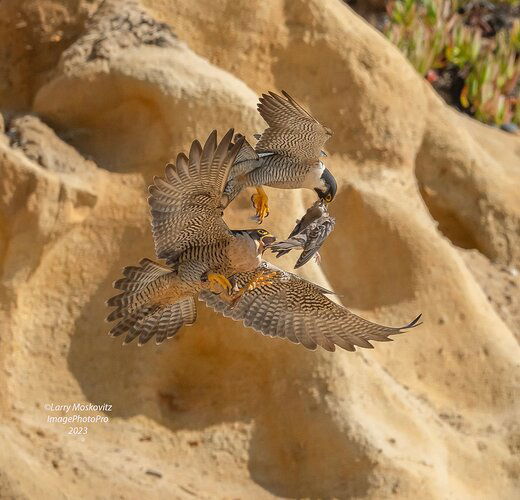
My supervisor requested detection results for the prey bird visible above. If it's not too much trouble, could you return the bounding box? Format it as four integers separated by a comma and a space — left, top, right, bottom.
106, 130, 421, 351
222, 91, 337, 223
269, 199, 335, 268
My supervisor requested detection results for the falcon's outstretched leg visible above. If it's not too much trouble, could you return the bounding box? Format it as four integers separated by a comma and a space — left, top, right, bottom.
228, 270, 277, 306
207, 273, 233, 295
251, 186, 269, 224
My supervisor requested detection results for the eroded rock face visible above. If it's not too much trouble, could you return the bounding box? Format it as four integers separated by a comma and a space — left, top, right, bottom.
0, 0, 103, 111
1, 0, 519, 498
58, 0, 178, 67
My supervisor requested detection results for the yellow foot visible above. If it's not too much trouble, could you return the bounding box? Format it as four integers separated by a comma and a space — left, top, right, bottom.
251, 186, 269, 224
207, 273, 233, 295
228, 270, 278, 306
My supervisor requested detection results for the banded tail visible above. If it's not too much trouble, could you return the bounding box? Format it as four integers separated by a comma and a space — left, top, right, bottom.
106, 258, 197, 346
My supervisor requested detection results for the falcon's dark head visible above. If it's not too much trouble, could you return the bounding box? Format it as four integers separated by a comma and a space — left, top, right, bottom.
315, 168, 337, 203
246, 228, 277, 248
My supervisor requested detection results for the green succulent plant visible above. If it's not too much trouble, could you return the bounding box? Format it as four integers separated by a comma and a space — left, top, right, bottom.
384, 0, 520, 127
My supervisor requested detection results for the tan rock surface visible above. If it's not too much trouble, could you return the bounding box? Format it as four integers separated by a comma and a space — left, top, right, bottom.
1, 0, 519, 498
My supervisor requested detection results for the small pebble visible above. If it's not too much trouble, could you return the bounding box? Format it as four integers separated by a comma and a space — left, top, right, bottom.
500, 123, 518, 134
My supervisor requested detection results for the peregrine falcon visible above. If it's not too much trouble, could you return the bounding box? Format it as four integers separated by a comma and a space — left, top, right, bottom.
106, 129, 276, 345
222, 91, 337, 223
269, 199, 335, 268
106, 130, 421, 351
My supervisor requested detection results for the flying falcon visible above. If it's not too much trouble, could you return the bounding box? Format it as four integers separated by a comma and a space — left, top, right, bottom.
269, 199, 336, 268
106, 129, 277, 345
222, 91, 337, 223
106, 129, 421, 350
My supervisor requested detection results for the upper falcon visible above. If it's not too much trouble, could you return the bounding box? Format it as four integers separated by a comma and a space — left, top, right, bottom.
222, 91, 337, 223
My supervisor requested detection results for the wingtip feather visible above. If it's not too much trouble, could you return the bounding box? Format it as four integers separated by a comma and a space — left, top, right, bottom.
222, 127, 235, 143
281, 89, 291, 100
189, 139, 202, 158
405, 313, 423, 329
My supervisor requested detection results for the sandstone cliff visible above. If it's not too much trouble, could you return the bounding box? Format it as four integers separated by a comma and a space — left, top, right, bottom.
1, 0, 519, 498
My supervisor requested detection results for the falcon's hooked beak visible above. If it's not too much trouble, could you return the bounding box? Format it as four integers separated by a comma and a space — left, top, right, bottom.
260, 234, 276, 253
244, 229, 277, 254
315, 168, 337, 204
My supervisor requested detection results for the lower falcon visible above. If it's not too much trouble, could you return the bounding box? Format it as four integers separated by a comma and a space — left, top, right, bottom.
106, 130, 277, 345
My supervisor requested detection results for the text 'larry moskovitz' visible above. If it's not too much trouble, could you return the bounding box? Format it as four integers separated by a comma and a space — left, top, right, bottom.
71, 403, 112, 412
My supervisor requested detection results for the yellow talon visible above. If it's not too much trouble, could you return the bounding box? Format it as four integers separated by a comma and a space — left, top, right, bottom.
228, 270, 277, 306
207, 273, 233, 295
251, 186, 269, 224
246, 271, 276, 291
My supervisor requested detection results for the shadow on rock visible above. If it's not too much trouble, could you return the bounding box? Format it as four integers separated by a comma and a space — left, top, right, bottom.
68, 224, 376, 497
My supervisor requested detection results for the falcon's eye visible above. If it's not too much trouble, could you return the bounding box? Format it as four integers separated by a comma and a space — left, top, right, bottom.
325, 194, 333, 202
258, 229, 268, 235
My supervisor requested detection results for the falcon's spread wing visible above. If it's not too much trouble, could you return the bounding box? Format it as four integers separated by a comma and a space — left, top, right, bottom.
200, 263, 421, 352
149, 129, 244, 264
255, 91, 332, 161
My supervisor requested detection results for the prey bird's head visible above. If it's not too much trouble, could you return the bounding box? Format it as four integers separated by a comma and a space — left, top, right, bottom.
245, 228, 276, 253
315, 168, 337, 204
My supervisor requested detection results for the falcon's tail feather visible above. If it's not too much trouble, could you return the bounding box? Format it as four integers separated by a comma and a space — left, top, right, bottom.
232, 134, 258, 165
106, 258, 197, 346
222, 134, 259, 206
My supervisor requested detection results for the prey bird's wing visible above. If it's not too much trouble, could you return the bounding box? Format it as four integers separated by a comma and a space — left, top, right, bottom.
270, 199, 335, 268
255, 90, 332, 161
287, 203, 324, 239
148, 129, 244, 265
294, 216, 335, 268
270, 216, 335, 268
200, 263, 422, 352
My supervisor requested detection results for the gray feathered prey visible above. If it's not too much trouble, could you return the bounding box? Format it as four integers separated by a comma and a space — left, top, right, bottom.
222, 91, 336, 223
269, 199, 335, 268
